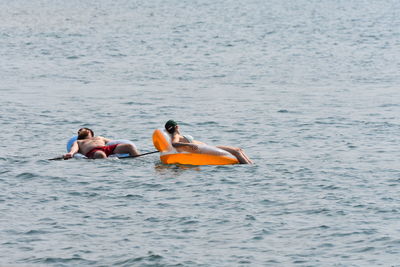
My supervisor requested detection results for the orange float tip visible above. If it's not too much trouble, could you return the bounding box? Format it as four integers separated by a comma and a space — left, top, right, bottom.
152, 129, 171, 152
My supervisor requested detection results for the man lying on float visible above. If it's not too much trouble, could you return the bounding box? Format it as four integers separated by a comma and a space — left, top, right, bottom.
63, 128, 139, 159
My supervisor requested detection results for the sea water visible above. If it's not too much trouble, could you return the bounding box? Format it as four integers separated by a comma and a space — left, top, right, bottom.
1, 0, 399, 266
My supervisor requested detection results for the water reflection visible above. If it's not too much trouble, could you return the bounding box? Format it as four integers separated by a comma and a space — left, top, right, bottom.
154, 162, 201, 175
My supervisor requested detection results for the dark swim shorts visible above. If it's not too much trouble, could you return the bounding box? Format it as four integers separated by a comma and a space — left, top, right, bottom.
85, 144, 119, 158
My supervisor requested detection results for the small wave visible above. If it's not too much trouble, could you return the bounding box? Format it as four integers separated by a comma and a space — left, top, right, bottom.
67, 191, 99, 197
123, 194, 143, 199
260, 199, 277, 205
196, 121, 219, 126
123, 101, 152, 106
16, 172, 36, 180
0, 169, 10, 175
24, 229, 49, 235
379, 103, 400, 108
24, 256, 96, 265
66, 55, 80, 59
106, 215, 132, 220
145, 217, 161, 222
114, 251, 163, 266
319, 243, 334, 248
177, 216, 199, 225
245, 215, 256, 221
351, 246, 375, 253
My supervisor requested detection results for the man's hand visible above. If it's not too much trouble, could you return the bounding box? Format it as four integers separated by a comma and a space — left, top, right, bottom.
63, 152, 74, 159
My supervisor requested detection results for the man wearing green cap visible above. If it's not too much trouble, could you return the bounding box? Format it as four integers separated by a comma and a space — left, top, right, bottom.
164, 120, 253, 164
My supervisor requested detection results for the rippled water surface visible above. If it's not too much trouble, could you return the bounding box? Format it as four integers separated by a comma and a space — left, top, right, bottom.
1, 0, 400, 266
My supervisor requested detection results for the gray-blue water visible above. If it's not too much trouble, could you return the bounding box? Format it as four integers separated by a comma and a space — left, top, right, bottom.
1, 0, 400, 266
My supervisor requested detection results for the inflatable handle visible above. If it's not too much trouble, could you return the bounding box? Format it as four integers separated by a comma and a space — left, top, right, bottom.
66, 136, 78, 152
152, 129, 172, 152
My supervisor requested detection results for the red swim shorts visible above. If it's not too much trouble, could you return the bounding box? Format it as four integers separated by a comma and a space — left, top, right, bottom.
85, 144, 119, 158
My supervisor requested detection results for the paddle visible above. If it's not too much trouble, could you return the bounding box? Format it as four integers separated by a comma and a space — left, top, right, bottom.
117, 150, 159, 159
48, 150, 159, 161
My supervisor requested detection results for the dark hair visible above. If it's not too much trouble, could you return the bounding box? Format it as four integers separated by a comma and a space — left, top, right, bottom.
78, 127, 94, 136
165, 120, 177, 134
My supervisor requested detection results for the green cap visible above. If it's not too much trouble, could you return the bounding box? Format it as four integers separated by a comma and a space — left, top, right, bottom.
165, 120, 177, 131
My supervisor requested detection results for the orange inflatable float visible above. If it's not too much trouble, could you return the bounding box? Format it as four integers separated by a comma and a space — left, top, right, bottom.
152, 129, 239, 165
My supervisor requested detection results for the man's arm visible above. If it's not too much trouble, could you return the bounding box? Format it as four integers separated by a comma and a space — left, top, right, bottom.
171, 135, 198, 151
172, 142, 197, 148
63, 141, 79, 158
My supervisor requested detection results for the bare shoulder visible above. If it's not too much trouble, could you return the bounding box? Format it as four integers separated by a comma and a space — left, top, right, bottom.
97, 136, 111, 142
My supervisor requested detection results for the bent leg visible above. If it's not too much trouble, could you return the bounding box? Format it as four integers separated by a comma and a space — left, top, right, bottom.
93, 150, 107, 159
216, 145, 253, 164
113, 144, 140, 156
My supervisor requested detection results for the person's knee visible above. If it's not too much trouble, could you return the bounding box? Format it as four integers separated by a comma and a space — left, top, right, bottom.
123, 144, 139, 155
126, 144, 136, 152
122, 144, 135, 150
232, 147, 242, 153
94, 151, 107, 158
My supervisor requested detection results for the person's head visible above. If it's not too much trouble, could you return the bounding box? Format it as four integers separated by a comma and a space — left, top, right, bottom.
77, 127, 94, 140
165, 120, 178, 134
